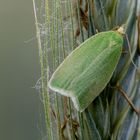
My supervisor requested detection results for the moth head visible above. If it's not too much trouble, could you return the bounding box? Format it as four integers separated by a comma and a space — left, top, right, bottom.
117, 26, 125, 35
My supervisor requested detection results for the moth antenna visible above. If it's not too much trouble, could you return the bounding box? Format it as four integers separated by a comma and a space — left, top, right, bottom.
125, 34, 139, 71
116, 85, 140, 117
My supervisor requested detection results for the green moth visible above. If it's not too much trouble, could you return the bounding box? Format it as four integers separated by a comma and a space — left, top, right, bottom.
48, 27, 124, 112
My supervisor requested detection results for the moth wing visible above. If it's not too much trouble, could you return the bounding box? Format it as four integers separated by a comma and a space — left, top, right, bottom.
71, 45, 122, 111
48, 31, 123, 111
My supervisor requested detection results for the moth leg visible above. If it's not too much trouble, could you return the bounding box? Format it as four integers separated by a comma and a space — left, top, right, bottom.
61, 115, 68, 139
61, 115, 79, 139
71, 119, 79, 139
75, 0, 89, 38
61, 116, 67, 131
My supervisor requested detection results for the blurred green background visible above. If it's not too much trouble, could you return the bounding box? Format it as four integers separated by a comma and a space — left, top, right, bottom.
0, 0, 43, 140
